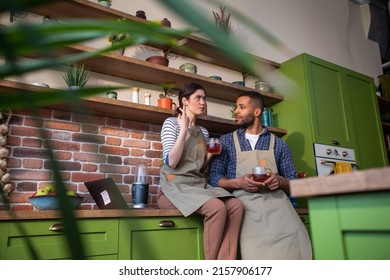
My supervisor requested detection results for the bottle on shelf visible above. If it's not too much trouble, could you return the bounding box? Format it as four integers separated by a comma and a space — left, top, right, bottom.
132, 87, 140, 103
144, 92, 151, 105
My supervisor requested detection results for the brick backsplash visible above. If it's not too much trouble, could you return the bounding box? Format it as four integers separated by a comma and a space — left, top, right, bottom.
0, 109, 163, 211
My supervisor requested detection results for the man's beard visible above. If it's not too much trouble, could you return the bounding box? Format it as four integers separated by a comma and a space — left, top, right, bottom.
242, 114, 255, 128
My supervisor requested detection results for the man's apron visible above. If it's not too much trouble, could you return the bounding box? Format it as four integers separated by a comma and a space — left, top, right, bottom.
233, 131, 312, 259
160, 128, 232, 217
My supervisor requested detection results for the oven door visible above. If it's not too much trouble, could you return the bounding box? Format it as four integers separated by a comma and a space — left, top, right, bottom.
315, 157, 356, 176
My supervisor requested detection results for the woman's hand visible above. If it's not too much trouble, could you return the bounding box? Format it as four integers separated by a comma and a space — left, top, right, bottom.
177, 106, 189, 131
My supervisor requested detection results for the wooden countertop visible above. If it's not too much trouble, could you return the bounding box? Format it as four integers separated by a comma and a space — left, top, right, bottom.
0, 207, 309, 221
290, 166, 390, 198
0, 208, 184, 221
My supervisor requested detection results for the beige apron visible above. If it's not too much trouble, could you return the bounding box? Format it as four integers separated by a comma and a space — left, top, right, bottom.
160, 128, 232, 217
233, 131, 312, 260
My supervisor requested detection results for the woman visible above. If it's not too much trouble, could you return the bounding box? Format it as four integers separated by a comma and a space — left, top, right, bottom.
158, 82, 244, 260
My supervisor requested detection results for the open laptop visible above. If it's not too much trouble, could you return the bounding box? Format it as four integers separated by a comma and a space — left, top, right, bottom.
84, 177, 129, 209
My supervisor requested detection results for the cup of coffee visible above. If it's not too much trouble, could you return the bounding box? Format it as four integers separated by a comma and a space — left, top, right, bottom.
207, 138, 222, 154
252, 166, 271, 182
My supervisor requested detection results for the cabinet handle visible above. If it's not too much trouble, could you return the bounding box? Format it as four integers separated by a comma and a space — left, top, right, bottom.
158, 220, 175, 227
331, 140, 340, 145
49, 223, 65, 232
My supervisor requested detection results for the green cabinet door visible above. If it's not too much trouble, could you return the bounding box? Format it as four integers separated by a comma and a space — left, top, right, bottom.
308, 191, 390, 260
118, 216, 204, 260
1, 219, 119, 260
306, 56, 353, 147
345, 72, 389, 168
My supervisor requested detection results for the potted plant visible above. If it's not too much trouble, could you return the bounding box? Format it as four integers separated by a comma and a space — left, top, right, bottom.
212, 6, 231, 34
62, 63, 89, 90
146, 47, 171, 66
108, 18, 129, 55
158, 83, 175, 109
98, 0, 112, 7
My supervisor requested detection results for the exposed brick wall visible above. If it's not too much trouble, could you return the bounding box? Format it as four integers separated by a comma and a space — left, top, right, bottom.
1, 108, 163, 211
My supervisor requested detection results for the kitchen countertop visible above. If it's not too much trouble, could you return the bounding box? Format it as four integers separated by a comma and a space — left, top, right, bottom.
0, 208, 183, 221
0, 207, 309, 221
290, 166, 390, 198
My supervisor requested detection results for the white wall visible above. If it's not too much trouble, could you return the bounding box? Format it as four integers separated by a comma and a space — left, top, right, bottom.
128, 0, 382, 82
2, 0, 383, 119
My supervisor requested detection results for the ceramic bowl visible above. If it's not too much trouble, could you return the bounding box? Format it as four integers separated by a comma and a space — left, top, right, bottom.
209, 76, 222, 80
232, 81, 245, 87
179, 63, 197, 74
146, 55, 169, 66
32, 82, 50, 88
29, 195, 83, 210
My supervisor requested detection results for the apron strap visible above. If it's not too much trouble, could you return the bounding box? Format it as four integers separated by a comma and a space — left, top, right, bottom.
233, 130, 241, 152
269, 133, 275, 150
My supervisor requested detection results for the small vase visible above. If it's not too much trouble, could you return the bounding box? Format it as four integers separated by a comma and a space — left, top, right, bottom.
136, 10, 147, 20
160, 18, 171, 27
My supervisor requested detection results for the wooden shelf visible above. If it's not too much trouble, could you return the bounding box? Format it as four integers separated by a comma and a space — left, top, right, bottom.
27, 0, 280, 72
0, 80, 287, 137
377, 96, 390, 111
27, 44, 284, 105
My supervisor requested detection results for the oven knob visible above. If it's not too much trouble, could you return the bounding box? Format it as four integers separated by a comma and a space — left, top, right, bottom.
326, 149, 332, 155
342, 151, 348, 157
333, 150, 339, 156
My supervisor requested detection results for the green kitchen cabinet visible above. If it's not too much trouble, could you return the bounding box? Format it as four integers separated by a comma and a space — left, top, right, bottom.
308, 191, 390, 260
0, 219, 119, 260
118, 216, 204, 260
273, 53, 388, 176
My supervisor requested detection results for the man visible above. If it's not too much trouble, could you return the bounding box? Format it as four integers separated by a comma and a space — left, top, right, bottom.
209, 91, 312, 260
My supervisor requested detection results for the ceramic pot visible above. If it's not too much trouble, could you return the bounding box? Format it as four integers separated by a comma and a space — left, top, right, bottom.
146, 56, 169, 66
158, 97, 173, 109
179, 63, 197, 74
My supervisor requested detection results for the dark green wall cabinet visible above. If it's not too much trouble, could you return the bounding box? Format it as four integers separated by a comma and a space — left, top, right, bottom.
273, 53, 388, 176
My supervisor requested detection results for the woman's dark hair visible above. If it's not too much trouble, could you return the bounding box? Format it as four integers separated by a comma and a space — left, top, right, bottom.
173, 82, 206, 116
238, 90, 265, 111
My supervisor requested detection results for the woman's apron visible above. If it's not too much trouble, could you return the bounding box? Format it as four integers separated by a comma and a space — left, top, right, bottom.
233, 131, 312, 260
160, 128, 232, 217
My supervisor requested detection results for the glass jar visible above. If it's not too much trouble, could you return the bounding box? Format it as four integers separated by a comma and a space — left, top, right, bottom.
261, 107, 273, 127
255, 81, 271, 92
